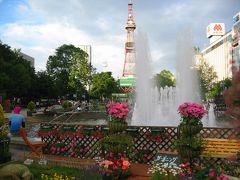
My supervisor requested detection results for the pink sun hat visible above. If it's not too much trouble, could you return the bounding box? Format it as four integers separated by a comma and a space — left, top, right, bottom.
13, 105, 21, 114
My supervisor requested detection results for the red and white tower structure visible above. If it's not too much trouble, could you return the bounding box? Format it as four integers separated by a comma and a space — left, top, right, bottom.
120, 0, 136, 92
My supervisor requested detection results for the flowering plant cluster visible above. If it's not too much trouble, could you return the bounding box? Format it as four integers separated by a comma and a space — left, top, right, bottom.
39, 128, 103, 140
97, 157, 131, 178
148, 156, 180, 179
41, 173, 76, 180
178, 162, 229, 180
106, 102, 129, 120
135, 147, 153, 163
178, 102, 207, 119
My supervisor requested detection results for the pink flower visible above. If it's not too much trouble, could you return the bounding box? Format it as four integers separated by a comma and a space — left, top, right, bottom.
100, 160, 114, 166
208, 168, 215, 177
122, 160, 130, 167
217, 176, 229, 180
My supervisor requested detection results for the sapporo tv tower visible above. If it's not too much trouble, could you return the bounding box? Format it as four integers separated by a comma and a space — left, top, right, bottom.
120, 0, 136, 92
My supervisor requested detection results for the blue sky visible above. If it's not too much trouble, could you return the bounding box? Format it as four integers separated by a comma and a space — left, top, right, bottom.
0, 0, 239, 78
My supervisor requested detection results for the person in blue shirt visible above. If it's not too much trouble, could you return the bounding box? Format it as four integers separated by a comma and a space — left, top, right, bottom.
9, 105, 25, 134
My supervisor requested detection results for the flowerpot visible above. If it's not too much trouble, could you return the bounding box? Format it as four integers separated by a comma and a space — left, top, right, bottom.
179, 124, 203, 136
108, 121, 128, 133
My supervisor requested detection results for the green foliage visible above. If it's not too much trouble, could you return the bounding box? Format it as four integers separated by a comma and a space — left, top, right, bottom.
154, 70, 176, 89
197, 60, 218, 101
176, 137, 203, 151
90, 72, 120, 99
101, 134, 133, 152
0, 104, 5, 126
0, 162, 102, 180
62, 101, 72, 110
0, 41, 35, 98
151, 171, 178, 180
221, 161, 240, 177
0, 104, 8, 140
176, 105, 204, 163
27, 101, 36, 111
69, 51, 95, 89
46, 44, 90, 98
33, 71, 58, 99
208, 78, 232, 99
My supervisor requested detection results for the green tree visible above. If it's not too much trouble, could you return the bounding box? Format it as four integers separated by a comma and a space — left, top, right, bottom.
32, 71, 58, 99
46, 44, 89, 98
0, 41, 35, 99
208, 78, 231, 99
90, 72, 120, 99
69, 51, 95, 89
154, 70, 176, 89
197, 60, 218, 101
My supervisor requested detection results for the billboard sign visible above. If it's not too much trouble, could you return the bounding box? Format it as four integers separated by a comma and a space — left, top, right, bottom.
207, 23, 225, 38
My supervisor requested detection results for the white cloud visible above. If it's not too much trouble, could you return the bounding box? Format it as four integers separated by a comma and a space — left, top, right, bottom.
18, 4, 29, 14
0, 0, 239, 78
0, 22, 125, 77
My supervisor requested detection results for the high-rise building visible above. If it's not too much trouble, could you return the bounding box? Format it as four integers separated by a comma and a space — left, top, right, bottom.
120, 0, 136, 92
20, 52, 34, 67
78, 45, 92, 65
201, 30, 232, 81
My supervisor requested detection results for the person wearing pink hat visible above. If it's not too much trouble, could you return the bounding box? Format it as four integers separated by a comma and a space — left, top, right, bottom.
9, 104, 25, 134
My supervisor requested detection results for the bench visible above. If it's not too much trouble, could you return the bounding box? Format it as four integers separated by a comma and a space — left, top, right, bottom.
202, 138, 240, 158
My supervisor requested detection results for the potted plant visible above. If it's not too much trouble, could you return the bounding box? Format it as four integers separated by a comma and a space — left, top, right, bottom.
97, 101, 132, 178
176, 102, 207, 163
0, 104, 11, 163
27, 101, 36, 116
106, 102, 129, 133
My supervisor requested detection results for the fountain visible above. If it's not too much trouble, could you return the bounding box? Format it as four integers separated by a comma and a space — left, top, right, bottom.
131, 30, 223, 127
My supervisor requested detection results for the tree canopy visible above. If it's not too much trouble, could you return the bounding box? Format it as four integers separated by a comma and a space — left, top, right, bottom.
154, 70, 176, 89
46, 44, 93, 99
197, 60, 218, 101
90, 72, 120, 99
0, 41, 35, 99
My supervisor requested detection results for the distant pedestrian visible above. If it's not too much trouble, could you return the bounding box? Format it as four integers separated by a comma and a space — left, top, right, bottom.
9, 105, 25, 134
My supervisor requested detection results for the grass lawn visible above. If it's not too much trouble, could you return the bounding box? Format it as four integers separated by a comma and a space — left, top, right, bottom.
0, 161, 102, 180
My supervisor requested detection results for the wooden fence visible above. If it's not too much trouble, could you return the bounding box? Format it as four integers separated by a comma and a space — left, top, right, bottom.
38, 123, 239, 164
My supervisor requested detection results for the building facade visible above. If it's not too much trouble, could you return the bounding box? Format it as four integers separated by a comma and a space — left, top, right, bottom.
200, 12, 240, 81
20, 52, 34, 68
201, 31, 232, 81
232, 12, 240, 68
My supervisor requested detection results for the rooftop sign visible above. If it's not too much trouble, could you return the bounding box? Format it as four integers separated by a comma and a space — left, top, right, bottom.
207, 23, 225, 38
